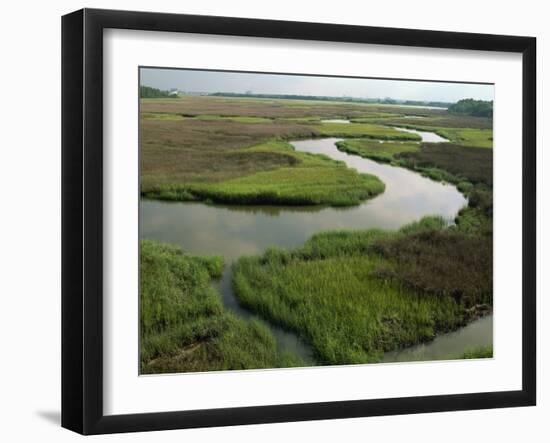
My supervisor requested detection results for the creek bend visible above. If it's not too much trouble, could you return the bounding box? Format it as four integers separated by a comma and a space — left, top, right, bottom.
140, 136, 492, 364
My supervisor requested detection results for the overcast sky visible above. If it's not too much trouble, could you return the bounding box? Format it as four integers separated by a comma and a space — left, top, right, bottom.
140, 68, 493, 103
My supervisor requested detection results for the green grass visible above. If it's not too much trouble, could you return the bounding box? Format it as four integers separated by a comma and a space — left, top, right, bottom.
142, 112, 188, 121
460, 346, 493, 359
140, 239, 302, 373
436, 128, 493, 148
142, 140, 385, 206
336, 139, 420, 163
317, 122, 421, 140
140, 95, 493, 368
382, 123, 493, 148
232, 217, 487, 365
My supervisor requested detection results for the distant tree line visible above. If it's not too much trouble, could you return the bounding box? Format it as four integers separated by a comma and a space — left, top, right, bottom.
140, 85, 176, 98
209, 92, 451, 108
448, 99, 493, 118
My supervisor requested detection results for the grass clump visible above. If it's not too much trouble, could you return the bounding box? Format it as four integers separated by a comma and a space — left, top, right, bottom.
143, 140, 385, 206
140, 240, 302, 373
435, 127, 493, 148
381, 123, 492, 148
317, 122, 421, 140
188, 165, 384, 206
336, 139, 420, 163
232, 217, 481, 365
454, 185, 493, 236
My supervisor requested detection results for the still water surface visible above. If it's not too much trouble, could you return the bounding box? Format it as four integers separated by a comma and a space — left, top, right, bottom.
140, 137, 491, 365
382, 315, 493, 362
321, 119, 351, 124
392, 126, 449, 143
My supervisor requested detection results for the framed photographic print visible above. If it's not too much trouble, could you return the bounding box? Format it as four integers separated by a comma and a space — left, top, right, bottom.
61, 8, 536, 435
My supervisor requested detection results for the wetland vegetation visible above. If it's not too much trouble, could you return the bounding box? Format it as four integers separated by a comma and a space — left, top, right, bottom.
142, 140, 385, 206
139, 75, 494, 374
233, 216, 491, 365
140, 240, 303, 373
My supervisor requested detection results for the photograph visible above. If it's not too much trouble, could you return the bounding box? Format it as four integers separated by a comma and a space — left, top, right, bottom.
138, 67, 494, 375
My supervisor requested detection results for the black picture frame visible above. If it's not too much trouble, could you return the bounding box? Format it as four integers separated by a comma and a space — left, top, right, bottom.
61, 8, 537, 435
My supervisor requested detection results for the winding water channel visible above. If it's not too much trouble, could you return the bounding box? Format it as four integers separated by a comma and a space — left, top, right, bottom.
140, 133, 492, 365
392, 126, 449, 143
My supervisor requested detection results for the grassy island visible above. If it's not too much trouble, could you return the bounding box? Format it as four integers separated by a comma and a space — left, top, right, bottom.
142, 140, 385, 206
233, 216, 492, 365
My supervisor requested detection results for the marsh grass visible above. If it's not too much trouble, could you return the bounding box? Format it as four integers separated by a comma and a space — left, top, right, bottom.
351, 139, 495, 236
140, 96, 448, 119
140, 240, 302, 373
396, 143, 493, 186
139, 95, 494, 369
317, 122, 421, 140
144, 113, 275, 123
232, 217, 484, 365
142, 140, 385, 206
140, 116, 319, 187
336, 140, 493, 204
142, 112, 188, 121
378, 123, 493, 148
139, 97, 487, 206
369, 229, 493, 307
336, 139, 420, 163
460, 346, 493, 359
435, 127, 493, 148
368, 115, 492, 130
